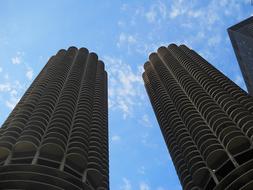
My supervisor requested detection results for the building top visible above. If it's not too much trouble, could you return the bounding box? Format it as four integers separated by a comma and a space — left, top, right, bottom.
228, 16, 253, 95
228, 16, 253, 32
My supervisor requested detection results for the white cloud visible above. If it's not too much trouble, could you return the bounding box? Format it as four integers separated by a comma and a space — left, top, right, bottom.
169, 0, 186, 19
208, 35, 221, 46
10, 51, 34, 80
5, 97, 19, 109
10, 89, 18, 97
137, 166, 146, 175
141, 132, 158, 148
5, 81, 24, 109
118, 0, 247, 57
104, 56, 144, 119
141, 133, 149, 145
121, 4, 128, 11
118, 33, 126, 44
118, 100, 130, 119
11, 56, 21, 64
187, 10, 203, 18
120, 178, 132, 190
139, 182, 150, 190
117, 33, 137, 51
112, 135, 121, 142
0, 83, 11, 92
140, 114, 152, 128
128, 35, 136, 44
157, 1, 167, 18
11, 51, 24, 65
146, 9, 157, 23
170, 8, 180, 18
1, 81, 24, 110
0, 67, 3, 72
26, 68, 34, 80
145, 1, 167, 23
118, 20, 125, 27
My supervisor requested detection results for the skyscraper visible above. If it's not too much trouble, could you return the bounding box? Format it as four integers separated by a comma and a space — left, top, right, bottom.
228, 16, 253, 95
143, 44, 253, 190
0, 47, 108, 190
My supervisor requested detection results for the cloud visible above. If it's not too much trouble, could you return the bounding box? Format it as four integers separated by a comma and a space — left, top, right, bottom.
26, 67, 34, 80
187, 10, 203, 18
118, 100, 130, 119
145, 1, 167, 23
0, 80, 24, 110
104, 56, 144, 119
146, 9, 157, 23
208, 35, 221, 47
139, 182, 150, 190
137, 166, 146, 175
141, 132, 158, 148
169, 7, 180, 18
120, 178, 132, 190
117, 0, 249, 60
0, 83, 11, 92
141, 133, 149, 145
11, 52, 34, 81
5, 97, 19, 109
11, 51, 24, 65
112, 135, 121, 142
0, 69, 25, 110
117, 33, 137, 52
140, 114, 153, 128
121, 4, 128, 11
11, 56, 21, 65
169, 0, 186, 19
118, 20, 126, 27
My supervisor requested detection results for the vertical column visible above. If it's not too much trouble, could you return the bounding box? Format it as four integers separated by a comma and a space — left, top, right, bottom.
85, 60, 107, 189
29, 47, 77, 165
100, 67, 109, 190
143, 61, 212, 189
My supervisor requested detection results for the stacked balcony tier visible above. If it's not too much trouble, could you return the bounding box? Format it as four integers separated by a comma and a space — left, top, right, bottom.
143, 44, 253, 190
0, 47, 108, 190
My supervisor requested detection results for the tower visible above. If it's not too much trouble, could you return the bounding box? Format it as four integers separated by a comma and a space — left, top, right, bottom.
143, 44, 253, 190
0, 47, 109, 190
228, 16, 253, 95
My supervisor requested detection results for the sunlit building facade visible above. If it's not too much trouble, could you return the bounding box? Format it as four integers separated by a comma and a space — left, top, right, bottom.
0, 47, 109, 190
143, 44, 253, 190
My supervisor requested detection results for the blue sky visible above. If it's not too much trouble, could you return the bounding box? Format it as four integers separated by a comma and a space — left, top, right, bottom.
0, 0, 252, 189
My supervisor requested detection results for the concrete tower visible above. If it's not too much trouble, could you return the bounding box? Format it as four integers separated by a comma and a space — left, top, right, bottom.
143, 44, 253, 190
0, 47, 108, 190
228, 16, 253, 96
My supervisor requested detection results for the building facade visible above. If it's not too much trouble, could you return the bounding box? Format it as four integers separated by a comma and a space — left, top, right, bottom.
143, 44, 253, 190
228, 16, 253, 95
0, 47, 108, 190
